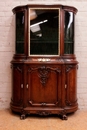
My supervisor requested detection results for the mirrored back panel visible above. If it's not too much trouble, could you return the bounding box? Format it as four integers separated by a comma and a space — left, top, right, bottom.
28, 8, 60, 56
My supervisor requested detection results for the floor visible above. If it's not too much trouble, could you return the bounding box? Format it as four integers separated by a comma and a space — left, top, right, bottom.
0, 109, 87, 130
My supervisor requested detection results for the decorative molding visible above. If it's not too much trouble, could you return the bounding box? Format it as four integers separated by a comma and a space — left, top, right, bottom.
66, 65, 75, 72
38, 66, 50, 86
65, 100, 77, 106
28, 100, 59, 107
11, 65, 22, 73
16, 67, 22, 73
37, 111, 51, 116
28, 66, 61, 86
65, 100, 72, 106
60, 108, 66, 115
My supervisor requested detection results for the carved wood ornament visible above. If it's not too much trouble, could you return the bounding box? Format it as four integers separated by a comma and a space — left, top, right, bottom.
38, 66, 50, 86
28, 66, 61, 86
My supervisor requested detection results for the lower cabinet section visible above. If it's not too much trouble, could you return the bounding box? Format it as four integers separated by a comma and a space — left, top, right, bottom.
65, 65, 77, 107
10, 62, 78, 120
25, 65, 62, 108
11, 64, 24, 107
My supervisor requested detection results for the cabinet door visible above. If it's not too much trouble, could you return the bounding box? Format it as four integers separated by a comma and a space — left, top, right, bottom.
11, 64, 24, 106
25, 64, 62, 107
65, 65, 78, 106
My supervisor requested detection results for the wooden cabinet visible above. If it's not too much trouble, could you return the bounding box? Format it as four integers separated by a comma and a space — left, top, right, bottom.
10, 4, 78, 120
11, 64, 24, 108
25, 64, 62, 107
65, 64, 78, 107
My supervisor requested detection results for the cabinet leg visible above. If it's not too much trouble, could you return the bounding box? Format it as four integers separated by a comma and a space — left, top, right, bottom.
20, 114, 26, 120
61, 114, 68, 120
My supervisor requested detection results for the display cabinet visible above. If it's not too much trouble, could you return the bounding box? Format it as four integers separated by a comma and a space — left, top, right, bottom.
10, 4, 78, 120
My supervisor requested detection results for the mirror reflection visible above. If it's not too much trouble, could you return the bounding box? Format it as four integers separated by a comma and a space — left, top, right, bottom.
29, 9, 60, 56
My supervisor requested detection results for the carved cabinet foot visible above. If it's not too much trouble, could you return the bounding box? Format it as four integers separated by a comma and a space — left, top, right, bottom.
20, 114, 26, 120
61, 114, 68, 120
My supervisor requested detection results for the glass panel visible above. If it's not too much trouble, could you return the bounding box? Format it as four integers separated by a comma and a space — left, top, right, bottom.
16, 12, 24, 54
64, 11, 74, 54
29, 8, 60, 56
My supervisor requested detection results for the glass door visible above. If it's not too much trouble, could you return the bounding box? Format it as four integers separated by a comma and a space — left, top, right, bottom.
64, 11, 74, 54
29, 8, 60, 56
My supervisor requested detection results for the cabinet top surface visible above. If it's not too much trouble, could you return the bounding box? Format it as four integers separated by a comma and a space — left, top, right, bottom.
12, 4, 78, 13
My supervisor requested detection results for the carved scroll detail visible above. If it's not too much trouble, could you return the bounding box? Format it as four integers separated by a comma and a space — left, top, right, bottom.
28, 100, 60, 107
17, 67, 22, 72
12, 65, 23, 73
28, 66, 61, 86
38, 66, 61, 86
65, 100, 77, 106
38, 66, 50, 86
66, 65, 75, 72
37, 111, 51, 116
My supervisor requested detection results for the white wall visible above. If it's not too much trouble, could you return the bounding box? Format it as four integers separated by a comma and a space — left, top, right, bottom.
0, 0, 87, 110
